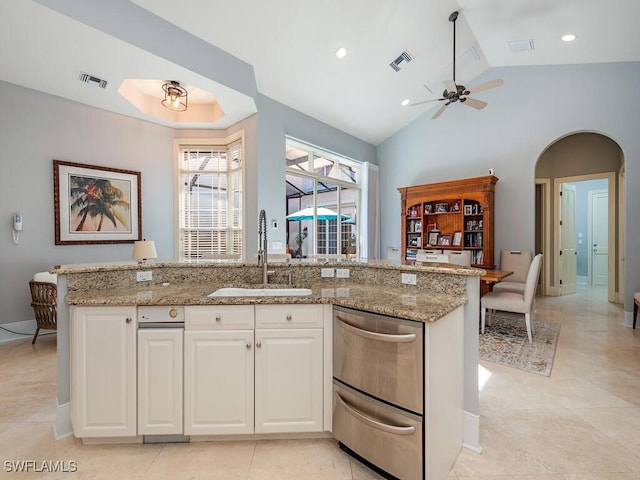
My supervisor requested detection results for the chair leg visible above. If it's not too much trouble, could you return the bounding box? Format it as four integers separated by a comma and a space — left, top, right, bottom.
32, 327, 40, 345
524, 313, 533, 343
634, 300, 638, 329
481, 307, 486, 334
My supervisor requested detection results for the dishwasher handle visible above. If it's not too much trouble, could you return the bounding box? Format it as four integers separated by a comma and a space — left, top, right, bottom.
336, 393, 416, 436
335, 315, 417, 343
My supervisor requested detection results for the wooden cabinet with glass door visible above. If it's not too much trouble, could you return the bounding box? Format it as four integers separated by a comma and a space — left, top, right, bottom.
398, 175, 498, 268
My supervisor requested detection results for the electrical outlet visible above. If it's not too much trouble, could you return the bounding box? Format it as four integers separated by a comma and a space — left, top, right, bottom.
136, 271, 152, 282
401, 273, 417, 285
321, 268, 335, 278
336, 268, 350, 278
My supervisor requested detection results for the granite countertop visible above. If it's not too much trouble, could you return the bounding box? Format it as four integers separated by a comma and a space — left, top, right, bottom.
65, 281, 467, 324
52, 259, 483, 277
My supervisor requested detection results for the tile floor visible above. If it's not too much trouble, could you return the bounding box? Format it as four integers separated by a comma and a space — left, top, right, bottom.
1, 285, 639, 479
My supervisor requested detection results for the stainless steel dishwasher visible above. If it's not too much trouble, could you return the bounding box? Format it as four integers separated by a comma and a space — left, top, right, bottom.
137, 306, 187, 442
333, 305, 424, 480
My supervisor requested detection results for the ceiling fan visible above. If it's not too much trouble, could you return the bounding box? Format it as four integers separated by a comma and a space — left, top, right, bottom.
411, 11, 503, 119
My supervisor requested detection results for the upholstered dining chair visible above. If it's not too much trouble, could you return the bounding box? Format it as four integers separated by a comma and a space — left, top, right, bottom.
29, 272, 58, 344
447, 250, 471, 266
492, 249, 533, 294
481, 253, 543, 343
416, 250, 449, 263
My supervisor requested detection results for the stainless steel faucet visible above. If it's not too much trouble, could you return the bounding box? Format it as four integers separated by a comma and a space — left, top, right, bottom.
257, 209, 274, 284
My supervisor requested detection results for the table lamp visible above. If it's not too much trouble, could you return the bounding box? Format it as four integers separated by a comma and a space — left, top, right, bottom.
132, 239, 157, 263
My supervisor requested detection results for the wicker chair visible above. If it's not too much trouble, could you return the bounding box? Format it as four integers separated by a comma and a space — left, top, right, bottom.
29, 277, 57, 344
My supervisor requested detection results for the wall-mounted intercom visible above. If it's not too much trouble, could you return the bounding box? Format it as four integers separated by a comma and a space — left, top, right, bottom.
12, 213, 22, 245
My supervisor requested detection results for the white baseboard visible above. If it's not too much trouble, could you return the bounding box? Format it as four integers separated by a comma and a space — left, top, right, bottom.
0, 319, 37, 343
53, 402, 73, 440
463, 410, 482, 453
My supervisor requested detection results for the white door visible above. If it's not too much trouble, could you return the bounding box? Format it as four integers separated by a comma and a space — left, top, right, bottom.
138, 328, 183, 435
589, 189, 609, 285
254, 329, 323, 434
559, 183, 577, 295
71, 306, 137, 437
184, 330, 254, 435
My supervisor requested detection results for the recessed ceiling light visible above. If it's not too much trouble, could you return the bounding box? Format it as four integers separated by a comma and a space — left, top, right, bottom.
401, 98, 410, 107
335, 47, 347, 59
561, 34, 576, 42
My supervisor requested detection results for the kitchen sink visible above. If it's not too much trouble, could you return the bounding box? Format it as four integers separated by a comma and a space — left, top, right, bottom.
208, 287, 312, 297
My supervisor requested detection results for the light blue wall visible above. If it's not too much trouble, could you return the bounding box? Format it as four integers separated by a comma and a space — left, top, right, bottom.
377, 61, 640, 313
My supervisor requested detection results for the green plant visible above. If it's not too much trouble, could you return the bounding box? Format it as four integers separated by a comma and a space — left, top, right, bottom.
295, 231, 307, 247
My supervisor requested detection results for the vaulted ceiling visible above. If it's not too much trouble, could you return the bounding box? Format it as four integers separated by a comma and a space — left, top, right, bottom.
2, 0, 639, 145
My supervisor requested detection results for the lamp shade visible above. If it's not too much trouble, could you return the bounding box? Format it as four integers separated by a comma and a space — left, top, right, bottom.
132, 240, 157, 262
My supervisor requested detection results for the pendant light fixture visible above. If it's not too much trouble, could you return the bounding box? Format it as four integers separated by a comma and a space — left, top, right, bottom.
161, 80, 187, 111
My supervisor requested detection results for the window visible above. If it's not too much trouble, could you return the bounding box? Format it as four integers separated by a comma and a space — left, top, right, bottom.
286, 138, 361, 258
177, 134, 243, 260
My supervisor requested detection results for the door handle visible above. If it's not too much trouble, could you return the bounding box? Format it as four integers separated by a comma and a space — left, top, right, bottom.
335, 316, 417, 343
335, 393, 416, 436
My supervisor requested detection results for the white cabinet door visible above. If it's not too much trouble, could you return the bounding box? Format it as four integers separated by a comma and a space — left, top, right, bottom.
184, 330, 254, 435
138, 328, 183, 435
71, 306, 137, 438
254, 328, 323, 434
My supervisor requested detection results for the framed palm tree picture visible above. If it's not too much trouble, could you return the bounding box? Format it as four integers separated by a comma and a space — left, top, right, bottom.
54, 160, 141, 245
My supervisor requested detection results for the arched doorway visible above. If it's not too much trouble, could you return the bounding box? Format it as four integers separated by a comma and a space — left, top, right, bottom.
535, 132, 625, 303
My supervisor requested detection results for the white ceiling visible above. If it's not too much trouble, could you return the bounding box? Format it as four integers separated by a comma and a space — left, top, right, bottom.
2, 0, 639, 145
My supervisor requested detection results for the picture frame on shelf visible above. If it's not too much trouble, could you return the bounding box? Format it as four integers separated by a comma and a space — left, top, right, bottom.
435, 202, 449, 213
464, 204, 473, 215
427, 230, 440, 246
437, 234, 452, 246
451, 200, 461, 212
424, 203, 433, 214
452, 231, 462, 246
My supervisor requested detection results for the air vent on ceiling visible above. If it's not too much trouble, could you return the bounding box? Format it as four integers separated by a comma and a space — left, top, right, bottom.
389, 50, 413, 72
508, 39, 535, 52
78, 72, 108, 89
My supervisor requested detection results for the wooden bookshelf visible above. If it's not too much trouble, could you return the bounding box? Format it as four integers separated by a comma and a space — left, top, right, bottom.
398, 175, 498, 268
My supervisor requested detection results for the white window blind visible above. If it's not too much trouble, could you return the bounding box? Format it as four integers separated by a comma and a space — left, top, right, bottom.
179, 141, 243, 260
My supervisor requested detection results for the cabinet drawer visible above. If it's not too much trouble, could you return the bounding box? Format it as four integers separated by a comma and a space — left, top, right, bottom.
255, 304, 323, 329
185, 305, 254, 330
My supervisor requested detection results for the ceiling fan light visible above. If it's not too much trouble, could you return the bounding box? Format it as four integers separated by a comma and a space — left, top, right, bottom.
401, 98, 410, 106
561, 34, 576, 42
335, 47, 347, 59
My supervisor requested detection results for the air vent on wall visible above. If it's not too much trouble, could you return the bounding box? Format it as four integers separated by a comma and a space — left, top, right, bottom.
389, 50, 413, 72
78, 72, 108, 89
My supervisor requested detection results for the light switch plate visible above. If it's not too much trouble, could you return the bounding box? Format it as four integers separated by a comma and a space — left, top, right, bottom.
321, 268, 335, 278
336, 268, 350, 278
137, 271, 152, 282
401, 273, 417, 285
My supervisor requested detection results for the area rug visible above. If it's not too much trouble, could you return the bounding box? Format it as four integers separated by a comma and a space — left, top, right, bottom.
479, 313, 561, 376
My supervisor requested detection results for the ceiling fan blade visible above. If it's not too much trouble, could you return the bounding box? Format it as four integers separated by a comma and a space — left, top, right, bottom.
462, 97, 488, 110
466, 78, 504, 94
431, 103, 449, 119
443, 80, 457, 95
410, 98, 440, 107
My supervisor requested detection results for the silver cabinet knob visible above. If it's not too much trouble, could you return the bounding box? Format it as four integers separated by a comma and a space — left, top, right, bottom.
246, 343, 252, 350
256, 341, 262, 348
215, 315, 222, 322
286, 314, 292, 321
126, 317, 132, 324
169, 308, 178, 318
